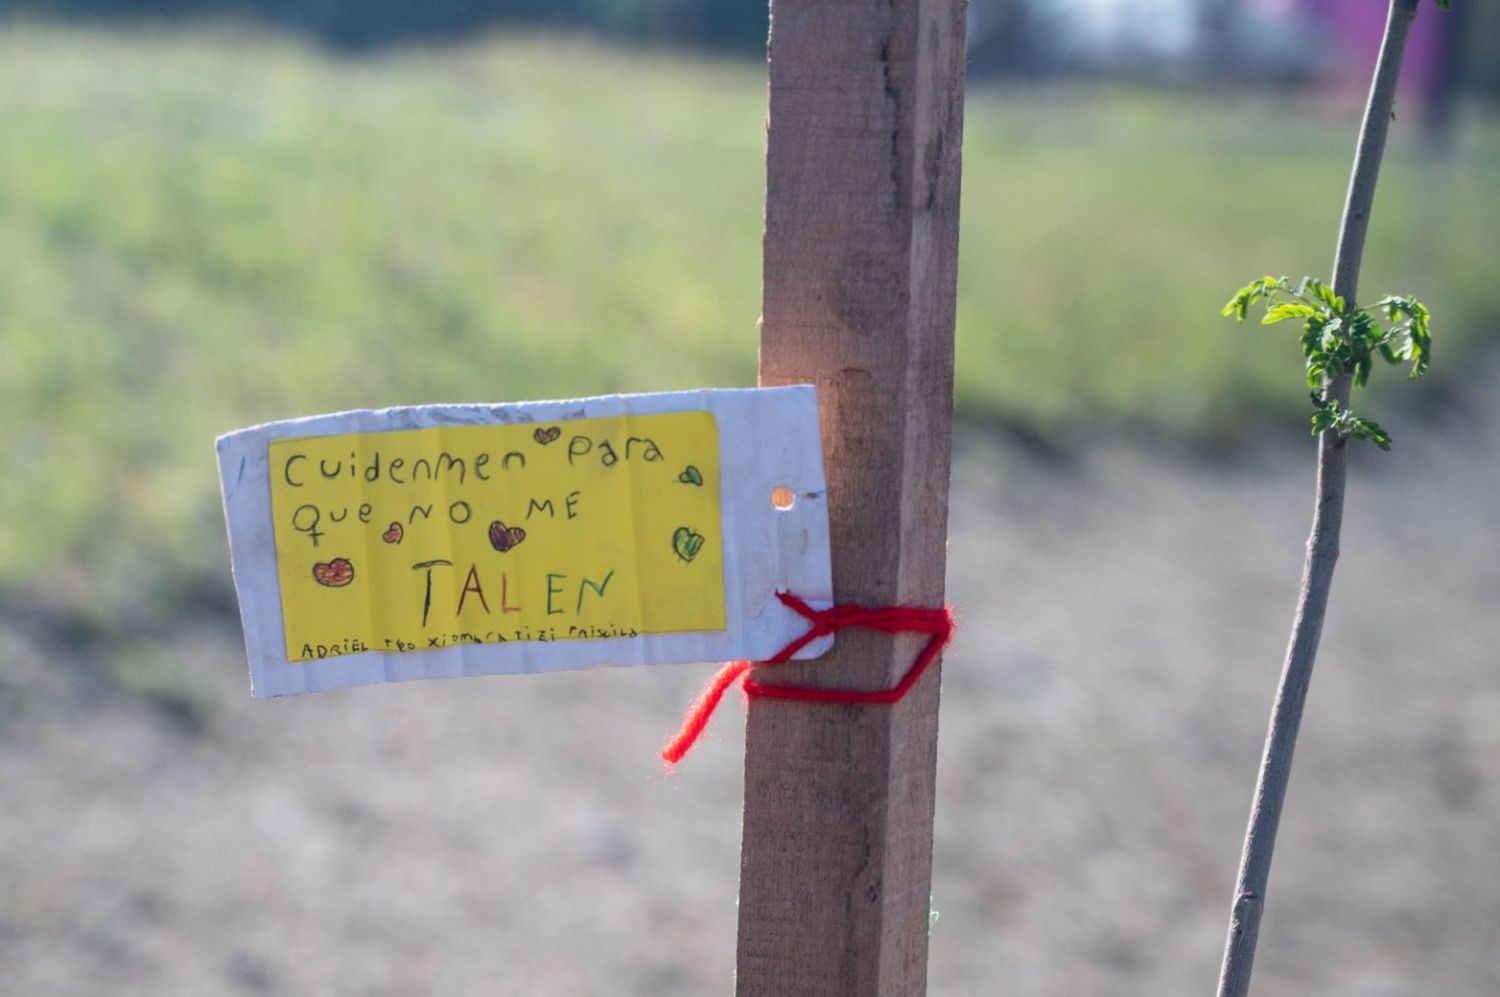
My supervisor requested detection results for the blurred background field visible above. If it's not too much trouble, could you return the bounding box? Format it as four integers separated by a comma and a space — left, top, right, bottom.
3, 23, 1498, 637
3, 6, 1499, 995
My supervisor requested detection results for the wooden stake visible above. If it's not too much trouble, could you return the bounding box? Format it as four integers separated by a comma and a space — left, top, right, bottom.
738, 0, 966, 992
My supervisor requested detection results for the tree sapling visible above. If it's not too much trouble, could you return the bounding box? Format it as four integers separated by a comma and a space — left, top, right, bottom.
1215, 1, 1448, 995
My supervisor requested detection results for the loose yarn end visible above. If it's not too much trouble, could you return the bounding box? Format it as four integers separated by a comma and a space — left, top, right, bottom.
661, 592, 955, 768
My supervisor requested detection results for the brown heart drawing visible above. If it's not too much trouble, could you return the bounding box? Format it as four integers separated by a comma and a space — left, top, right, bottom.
381, 522, 403, 544
533, 426, 561, 445
488, 520, 527, 553
312, 558, 355, 587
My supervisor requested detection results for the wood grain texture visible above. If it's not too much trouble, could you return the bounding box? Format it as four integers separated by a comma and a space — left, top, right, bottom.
737, 0, 966, 993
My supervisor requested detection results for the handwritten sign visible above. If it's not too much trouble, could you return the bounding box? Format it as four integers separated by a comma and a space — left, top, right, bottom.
217, 387, 832, 697
269, 412, 725, 659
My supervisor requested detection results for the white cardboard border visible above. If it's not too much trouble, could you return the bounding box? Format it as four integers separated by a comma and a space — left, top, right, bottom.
216, 386, 832, 697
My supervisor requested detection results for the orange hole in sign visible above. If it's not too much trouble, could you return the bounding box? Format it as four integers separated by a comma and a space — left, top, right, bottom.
770, 486, 796, 511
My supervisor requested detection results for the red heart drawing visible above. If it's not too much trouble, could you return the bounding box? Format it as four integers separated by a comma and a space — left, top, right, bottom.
488, 520, 526, 553
312, 558, 355, 587
382, 522, 403, 544
533, 426, 561, 445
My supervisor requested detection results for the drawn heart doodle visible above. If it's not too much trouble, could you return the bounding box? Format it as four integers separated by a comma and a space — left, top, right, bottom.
533, 426, 561, 445
678, 465, 703, 486
672, 527, 705, 563
488, 520, 527, 553
312, 558, 355, 587
382, 522, 403, 544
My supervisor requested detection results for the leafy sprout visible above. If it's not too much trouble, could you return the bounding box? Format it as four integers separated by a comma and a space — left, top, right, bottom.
1223, 275, 1433, 449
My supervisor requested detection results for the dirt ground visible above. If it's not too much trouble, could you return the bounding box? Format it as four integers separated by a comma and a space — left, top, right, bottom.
4, 378, 1498, 996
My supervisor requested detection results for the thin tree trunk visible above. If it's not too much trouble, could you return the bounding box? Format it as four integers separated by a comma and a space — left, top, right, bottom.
1215, 3, 1422, 995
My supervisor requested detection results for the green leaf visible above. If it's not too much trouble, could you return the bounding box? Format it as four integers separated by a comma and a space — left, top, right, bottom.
1308, 398, 1394, 450
1222, 275, 1279, 321
1263, 303, 1318, 324
1349, 415, 1393, 451
1409, 334, 1430, 379
1222, 277, 1432, 441
1312, 282, 1345, 314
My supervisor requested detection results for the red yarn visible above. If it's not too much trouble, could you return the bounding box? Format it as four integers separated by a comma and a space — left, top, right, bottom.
661, 592, 956, 767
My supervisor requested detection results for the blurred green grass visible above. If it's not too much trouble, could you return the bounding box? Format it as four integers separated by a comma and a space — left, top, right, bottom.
2, 25, 1497, 625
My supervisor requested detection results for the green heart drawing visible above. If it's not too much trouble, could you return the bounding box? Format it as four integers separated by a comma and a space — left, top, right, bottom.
678, 465, 703, 486
672, 526, 705, 563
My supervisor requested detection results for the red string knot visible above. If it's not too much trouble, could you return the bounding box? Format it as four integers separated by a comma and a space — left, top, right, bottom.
661, 592, 956, 768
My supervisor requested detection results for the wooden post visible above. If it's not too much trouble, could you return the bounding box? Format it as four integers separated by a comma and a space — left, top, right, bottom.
738, 0, 966, 992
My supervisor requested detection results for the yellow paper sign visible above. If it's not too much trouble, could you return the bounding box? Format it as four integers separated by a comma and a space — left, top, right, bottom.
267, 412, 724, 661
